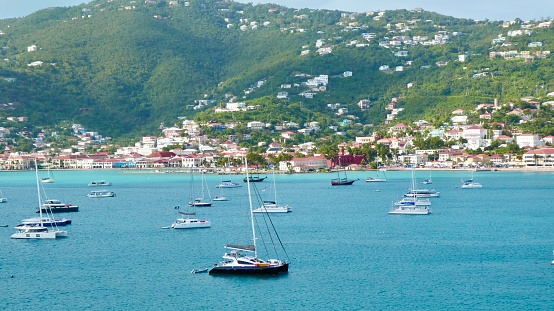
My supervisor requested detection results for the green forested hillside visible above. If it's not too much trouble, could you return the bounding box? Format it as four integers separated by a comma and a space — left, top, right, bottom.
0, 0, 552, 139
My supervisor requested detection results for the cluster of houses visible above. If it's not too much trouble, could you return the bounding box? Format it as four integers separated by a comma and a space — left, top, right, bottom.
2, 103, 554, 171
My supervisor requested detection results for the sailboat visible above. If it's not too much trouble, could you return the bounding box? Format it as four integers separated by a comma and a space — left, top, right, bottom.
243, 171, 267, 183
216, 160, 242, 188
461, 170, 482, 188
252, 166, 291, 213
213, 185, 229, 201
209, 157, 289, 275
331, 158, 358, 186
171, 168, 211, 229
12, 159, 68, 239
188, 168, 212, 207
422, 170, 432, 184
41, 165, 55, 183
0, 188, 7, 203
171, 211, 211, 229
366, 170, 387, 182
390, 168, 431, 215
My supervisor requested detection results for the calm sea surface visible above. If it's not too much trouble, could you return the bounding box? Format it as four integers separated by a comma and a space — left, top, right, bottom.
1, 169, 554, 310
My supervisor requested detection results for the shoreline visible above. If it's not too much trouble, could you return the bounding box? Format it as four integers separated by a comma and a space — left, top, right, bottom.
1, 166, 554, 173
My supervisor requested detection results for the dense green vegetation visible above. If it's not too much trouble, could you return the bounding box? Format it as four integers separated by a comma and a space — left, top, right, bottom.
0, 0, 553, 141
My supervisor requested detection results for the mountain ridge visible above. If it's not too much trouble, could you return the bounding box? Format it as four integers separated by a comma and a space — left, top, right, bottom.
0, 0, 552, 141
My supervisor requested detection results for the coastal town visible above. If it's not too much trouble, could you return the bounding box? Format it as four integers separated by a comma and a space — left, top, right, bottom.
1, 94, 553, 172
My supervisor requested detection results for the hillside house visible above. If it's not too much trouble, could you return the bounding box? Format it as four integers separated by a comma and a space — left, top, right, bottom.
516, 134, 543, 148
247, 121, 265, 130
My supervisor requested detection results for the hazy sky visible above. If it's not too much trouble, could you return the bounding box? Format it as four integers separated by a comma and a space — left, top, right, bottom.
0, 0, 552, 21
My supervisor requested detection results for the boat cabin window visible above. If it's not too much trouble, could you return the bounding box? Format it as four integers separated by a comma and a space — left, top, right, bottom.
237, 260, 252, 265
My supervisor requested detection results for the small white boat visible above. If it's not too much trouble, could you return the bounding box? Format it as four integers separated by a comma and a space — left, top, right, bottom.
88, 180, 111, 186
87, 190, 115, 198
461, 170, 482, 188
422, 170, 432, 184
394, 197, 431, 207
171, 212, 211, 229
41, 167, 55, 183
213, 196, 229, 201
404, 189, 440, 198
215, 180, 242, 188
366, 177, 386, 182
461, 181, 482, 188
366, 171, 386, 182
252, 169, 291, 213
252, 201, 291, 213
189, 198, 212, 206
389, 205, 431, 215
0, 189, 7, 203
461, 178, 482, 188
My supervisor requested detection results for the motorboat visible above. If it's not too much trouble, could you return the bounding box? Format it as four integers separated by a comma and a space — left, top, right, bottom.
213, 196, 229, 201
171, 212, 211, 229
88, 180, 112, 186
87, 190, 115, 198
38, 199, 79, 213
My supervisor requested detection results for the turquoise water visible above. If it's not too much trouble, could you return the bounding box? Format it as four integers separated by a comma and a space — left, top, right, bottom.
1, 169, 554, 310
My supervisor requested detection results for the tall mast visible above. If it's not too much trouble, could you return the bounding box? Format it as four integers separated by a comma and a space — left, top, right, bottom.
272, 166, 277, 203
34, 159, 43, 225
245, 157, 258, 258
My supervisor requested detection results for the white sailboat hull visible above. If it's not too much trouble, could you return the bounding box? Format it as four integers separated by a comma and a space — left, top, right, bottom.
171, 218, 211, 229
389, 207, 431, 215
252, 204, 291, 213
11, 227, 67, 239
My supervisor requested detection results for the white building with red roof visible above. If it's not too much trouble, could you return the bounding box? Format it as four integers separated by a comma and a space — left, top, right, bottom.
523, 148, 554, 166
